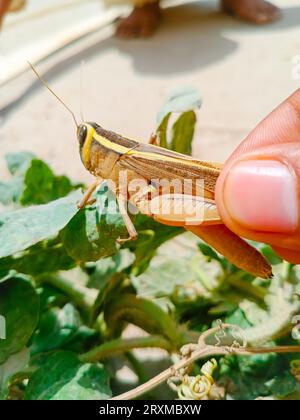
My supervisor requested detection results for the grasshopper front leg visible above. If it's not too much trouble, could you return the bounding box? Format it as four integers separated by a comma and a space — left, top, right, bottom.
79, 180, 138, 243
77, 178, 103, 209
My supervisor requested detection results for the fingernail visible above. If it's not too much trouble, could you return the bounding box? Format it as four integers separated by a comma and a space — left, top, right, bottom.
223, 160, 298, 233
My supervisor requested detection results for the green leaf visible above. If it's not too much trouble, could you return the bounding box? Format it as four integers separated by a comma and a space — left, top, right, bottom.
198, 243, 223, 263
156, 88, 201, 153
0, 154, 76, 207
21, 159, 74, 205
132, 238, 224, 302
37, 285, 68, 312
220, 351, 299, 400
0, 348, 30, 399
170, 111, 196, 155
89, 249, 135, 315
36, 285, 97, 352
52, 175, 75, 200
6, 152, 35, 176
25, 351, 111, 400
0, 153, 35, 206
156, 113, 170, 149
0, 276, 39, 364
125, 214, 181, 275
265, 372, 298, 399
132, 256, 193, 300
31, 304, 82, 355
61, 189, 126, 262
240, 276, 300, 344
88, 249, 135, 289
0, 178, 24, 205
0, 243, 75, 275
0, 190, 82, 258
259, 244, 283, 265
219, 353, 275, 400
156, 87, 202, 128
62, 326, 98, 353
225, 308, 252, 330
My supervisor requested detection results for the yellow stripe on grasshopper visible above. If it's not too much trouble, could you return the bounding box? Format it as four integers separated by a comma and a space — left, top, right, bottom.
92, 126, 217, 170
92, 129, 131, 155
126, 149, 214, 168
82, 124, 96, 167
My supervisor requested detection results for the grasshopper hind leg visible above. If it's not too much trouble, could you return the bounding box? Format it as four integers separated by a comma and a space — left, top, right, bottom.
116, 184, 157, 244
116, 194, 138, 244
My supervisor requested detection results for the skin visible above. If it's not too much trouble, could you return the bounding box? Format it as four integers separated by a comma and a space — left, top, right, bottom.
215, 89, 300, 264
116, 2, 161, 39
0, 0, 281, 36
116, 0, 281, 39
221, 0, 281, 25
0, 0, 12, 27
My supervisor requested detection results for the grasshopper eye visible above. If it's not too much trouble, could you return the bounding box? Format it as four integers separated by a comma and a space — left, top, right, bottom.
78, 124, 88, 147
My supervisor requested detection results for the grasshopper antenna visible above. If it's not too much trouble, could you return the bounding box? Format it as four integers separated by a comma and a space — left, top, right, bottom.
28, 61, 79, 128
80, 60, 85, 122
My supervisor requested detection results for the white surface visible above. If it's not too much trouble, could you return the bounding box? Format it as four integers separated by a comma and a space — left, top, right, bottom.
0, 0, 124, 84
0, 0, 299, 185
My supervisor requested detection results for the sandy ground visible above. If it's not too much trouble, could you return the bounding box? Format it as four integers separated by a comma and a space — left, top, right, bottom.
0, 0, 299, 186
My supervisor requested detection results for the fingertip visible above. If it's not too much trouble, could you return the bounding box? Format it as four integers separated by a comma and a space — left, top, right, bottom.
272, 246, 300, 265
222, 159, 298, 233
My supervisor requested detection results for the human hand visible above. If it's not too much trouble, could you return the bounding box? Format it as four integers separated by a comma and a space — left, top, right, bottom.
215, 89, 300, 263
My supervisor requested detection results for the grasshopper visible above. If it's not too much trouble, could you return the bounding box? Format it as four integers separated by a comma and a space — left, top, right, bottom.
29, 63, 272, 279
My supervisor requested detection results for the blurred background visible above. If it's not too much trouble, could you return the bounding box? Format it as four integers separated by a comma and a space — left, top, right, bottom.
0, 0, 299, 184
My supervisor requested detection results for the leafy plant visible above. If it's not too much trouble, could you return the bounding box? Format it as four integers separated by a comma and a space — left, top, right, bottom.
0, 89, 299, 400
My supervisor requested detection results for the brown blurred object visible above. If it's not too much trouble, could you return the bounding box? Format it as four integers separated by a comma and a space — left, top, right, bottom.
9, 0, 26, 12
116, 0, 282, 39
0, 0, 12, 26
0, 0, 26, 27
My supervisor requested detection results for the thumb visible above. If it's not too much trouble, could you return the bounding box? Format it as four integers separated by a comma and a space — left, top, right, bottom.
215, 142, 300, 262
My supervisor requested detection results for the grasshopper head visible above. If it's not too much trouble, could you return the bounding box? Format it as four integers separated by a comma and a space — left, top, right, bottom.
77, 122, 110, 177
77, 122, 96, 171
77, 123, 88, 149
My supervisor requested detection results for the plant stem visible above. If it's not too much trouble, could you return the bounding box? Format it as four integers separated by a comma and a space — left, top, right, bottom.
104, 294, 184, 347
247, 345, 300, 355
41, 274, 97, 311
227, 272, 267, 300
79, 335, 172, 363
111, 329, 300, 400
281, 261, 293, 281
110, 347, 224, 400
